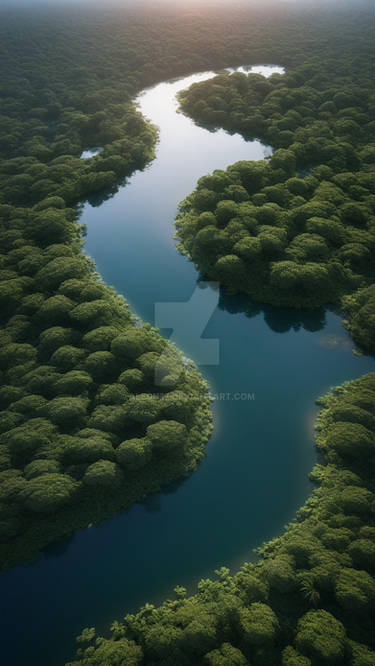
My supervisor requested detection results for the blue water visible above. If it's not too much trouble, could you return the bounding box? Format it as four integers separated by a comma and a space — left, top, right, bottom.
1, 66, 374, 666
80, 147, 102, 159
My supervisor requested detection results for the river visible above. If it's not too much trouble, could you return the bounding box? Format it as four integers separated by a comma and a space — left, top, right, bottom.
1, 65, 373, 666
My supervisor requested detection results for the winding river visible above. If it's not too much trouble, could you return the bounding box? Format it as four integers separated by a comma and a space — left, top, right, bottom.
1, 66, 374, 666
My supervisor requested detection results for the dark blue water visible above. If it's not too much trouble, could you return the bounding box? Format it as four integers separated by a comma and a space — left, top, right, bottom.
1, 67, 374, 666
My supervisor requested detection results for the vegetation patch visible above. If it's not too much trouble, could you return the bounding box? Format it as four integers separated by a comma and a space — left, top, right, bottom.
177, 55, 375, 350
68, 372, 375, 665
0, 196, 212, 568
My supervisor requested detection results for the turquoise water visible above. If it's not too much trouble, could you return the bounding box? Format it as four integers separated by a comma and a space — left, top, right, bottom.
1, 66, 374, 666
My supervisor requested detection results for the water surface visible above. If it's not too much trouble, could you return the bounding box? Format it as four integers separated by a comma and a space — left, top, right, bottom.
1, 65, 374, 666
80, 147, 102, 159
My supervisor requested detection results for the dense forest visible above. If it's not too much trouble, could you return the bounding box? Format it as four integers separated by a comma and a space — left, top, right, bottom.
69, 372, 375, 665
0, 1, 374, 664
177, 50, 375, 351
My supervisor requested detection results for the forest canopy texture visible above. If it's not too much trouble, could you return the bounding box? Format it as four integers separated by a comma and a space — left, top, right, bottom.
176, 43, 375, 351
0, 1, 374, 665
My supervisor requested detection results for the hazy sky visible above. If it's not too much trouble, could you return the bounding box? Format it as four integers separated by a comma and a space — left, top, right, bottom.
0, 0, 371, 9
0, 0, 368, 5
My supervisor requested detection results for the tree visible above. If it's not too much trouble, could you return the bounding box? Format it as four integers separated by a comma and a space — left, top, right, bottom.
116, 437, 152, 471
258, 228, 286, 260
330, 405, 375, 431
326, 423, 375, 459
46, 396, 88, 428
194, 226, 230, 262
82, 326, 119, 352
343, 286, 375, 352
95, 384, 129, 405
305, 217, 344, 246
335, 568, 375, 613
286, 234, 329, 263
20, 292, 46, 315
20, 473, 78, 512
179, 615, 218, 656
6, 419, 54, 460
235, 569, 269, 604
0, 343, 37, 371
83, 460, 124, 489
340, 203, 367, 227
37, 295, 74, 326
215, 200, 239, 225
197, 211, 217, 229
24, 459, 61, 480
59, 279, 90, 300
295, 610, 346, 665
28, 209, 76, 246
36, 256, 87, 290
204, 643, 248, 666
282, 646, 312, 666
270, 261, 331, 304
230, 161, 267, 194
70, 300, 114, 329
348, 539, 375, 571
142, 624, 185, 662
137, 352, 162, 382
146, 420, 187, 455
161, 391, 192, 424
238, 602, 279, 648
118, 368, 145, 391
338, 486, 373, 515
126, 394, 161, 425
34, 196, 66, 211
0, 279, 24, 310
10, 394, 47, 416
0, 471, 29, 505
338, 243, 371, 272
224, 184, 249, 203
53, 370, 93, 396
154, 351, 185, 390
88, 405, 128, 434
320, 528, 353, 553
50, 346, 86, 371
17, 248, 44, 276
75, 638, 143, 665
269, 149, 296, 175
286, 177, 310, 198
263, 554, 298, 593
348, 640, 375, 666
215, 254, 246, 285
85, 351, 117, 381
24, 365, 60, 397
194, 188, 218, 212
0, 385, 25, 410
233, 236, 262, 261
111, 328, 164, 362
39, 326, 78, 356
61, 435, 115, 464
